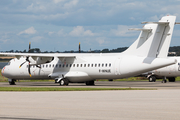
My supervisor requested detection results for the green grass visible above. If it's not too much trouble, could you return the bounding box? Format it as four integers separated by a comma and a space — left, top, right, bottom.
0, 87, 156, 91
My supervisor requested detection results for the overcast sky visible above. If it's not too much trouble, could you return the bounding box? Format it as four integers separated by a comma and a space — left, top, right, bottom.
0, 0, 180, 52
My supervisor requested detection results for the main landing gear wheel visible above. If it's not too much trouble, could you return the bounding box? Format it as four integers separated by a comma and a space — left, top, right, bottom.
168, 77, 175, 82
60, 78, 69, 86
149, 76, 156, 82
86, 80, 95, 86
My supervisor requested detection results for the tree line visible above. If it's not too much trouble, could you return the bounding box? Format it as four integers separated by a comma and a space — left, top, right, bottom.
2, 46, 180, 56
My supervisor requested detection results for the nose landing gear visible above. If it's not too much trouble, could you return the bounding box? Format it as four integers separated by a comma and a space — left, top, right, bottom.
8, 79, 16, 85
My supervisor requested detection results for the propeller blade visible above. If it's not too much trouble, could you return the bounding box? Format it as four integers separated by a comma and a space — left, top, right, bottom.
28, 63, 32, 77
36, 65, 41, 68
28, 42, 31, 53
79, 42, 81, 53
19, 61, 27, 68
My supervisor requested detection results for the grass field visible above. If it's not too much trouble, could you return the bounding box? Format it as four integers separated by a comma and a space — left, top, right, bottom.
0, 87, 156, 91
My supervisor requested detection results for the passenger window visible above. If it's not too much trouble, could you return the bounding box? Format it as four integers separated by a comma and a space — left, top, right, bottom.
77, 64, 79, 67
88, 64, 90, 67
53, 64, 54, 67
81, 64, 82, 67
84, 64, 86, 67
73, 64, 75, 67
56, 64, 58, 68
91, 64, 93, 67
59, 64, 61, 68
98, 64, 100, 67
49, 64, 51, 68
109, 63, 111, 67
102, 64, 104, 67
66, 64, 68, 67
70, 64, 72, 67
46, 65, 48, 68
95, 64, 97, 67
106, 64, 107, 67
63, 64, 65, 67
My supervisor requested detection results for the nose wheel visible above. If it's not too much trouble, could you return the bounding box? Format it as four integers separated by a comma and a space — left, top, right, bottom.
59, 78, 69, 86
9, 79, 16, 85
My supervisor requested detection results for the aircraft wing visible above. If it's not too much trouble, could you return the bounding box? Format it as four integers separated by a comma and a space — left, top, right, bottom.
0, 52, 76, 58
0, 52, 76, 65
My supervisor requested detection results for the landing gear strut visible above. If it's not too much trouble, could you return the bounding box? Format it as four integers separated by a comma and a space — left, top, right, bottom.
162, 76, 167, 83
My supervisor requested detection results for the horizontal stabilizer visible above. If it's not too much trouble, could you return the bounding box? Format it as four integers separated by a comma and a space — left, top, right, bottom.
141, 22, 169, 24
128, 28, 152, 31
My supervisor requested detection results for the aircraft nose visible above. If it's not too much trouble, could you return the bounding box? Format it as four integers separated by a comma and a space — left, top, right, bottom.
1, 66, 5, 76
1, 66, 9, 77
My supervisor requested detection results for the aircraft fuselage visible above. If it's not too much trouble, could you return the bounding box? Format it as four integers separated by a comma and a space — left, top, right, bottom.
2, 53, 176, 83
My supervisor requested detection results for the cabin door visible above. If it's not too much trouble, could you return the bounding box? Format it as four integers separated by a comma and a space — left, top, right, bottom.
114, 58, 121, 75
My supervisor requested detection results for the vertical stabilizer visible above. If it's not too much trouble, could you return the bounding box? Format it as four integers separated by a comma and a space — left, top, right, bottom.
123, 15, 176, 58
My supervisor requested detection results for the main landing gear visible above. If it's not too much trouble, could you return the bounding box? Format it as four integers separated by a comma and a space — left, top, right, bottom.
148, 75, 176, 83
162, 77, 175, 83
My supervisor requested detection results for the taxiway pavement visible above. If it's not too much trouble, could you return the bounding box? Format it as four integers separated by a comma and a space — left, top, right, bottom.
1, 81, 180, 120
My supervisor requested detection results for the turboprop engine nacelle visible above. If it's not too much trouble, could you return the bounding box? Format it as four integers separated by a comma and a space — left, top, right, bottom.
30, 56, 54, 65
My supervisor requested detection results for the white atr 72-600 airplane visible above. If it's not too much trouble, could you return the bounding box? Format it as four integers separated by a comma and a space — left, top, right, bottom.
0, 15, 178, 86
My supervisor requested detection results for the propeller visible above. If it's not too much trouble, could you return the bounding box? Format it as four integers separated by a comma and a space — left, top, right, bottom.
19, 42, 32, 77
79, 42, 81, 53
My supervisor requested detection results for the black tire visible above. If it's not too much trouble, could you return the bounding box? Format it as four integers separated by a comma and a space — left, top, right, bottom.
9, 80, 16, 85
149, 76, 156, 82
60, 78, 69, 86
168, 77, 175, 82
86, 80, 95, 86
60, 79, 65, 86
64, 79, 69, 86
162, 80, 167, 83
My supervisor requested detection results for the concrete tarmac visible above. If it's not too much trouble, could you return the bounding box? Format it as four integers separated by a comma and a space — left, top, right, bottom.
1, 81, 180, 120
1, 80, 180, 89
